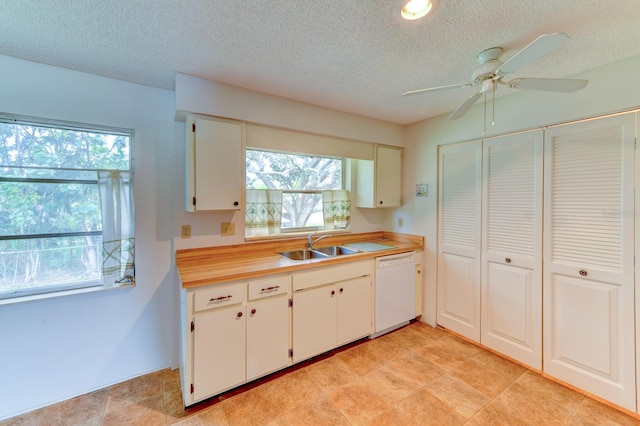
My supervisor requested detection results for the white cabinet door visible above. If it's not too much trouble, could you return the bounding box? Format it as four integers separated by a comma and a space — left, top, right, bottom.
544, 113, 636, 411
186, 116, 243, 211
355, 145, 402, 208
246, 295, 291, 380
292, 285, 337, 363
437, 141, 482, 342
481, 131, 543, 369
192, 306, 246, 401
336, 276, 372, 346
375, 146, 402, 207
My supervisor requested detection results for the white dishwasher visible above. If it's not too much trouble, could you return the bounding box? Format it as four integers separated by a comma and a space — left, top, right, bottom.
372, 251, 416, 338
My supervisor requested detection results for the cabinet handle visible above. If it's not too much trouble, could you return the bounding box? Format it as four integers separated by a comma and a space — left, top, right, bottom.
330, 290, 335, 296
579, 269, 588, 277
505, 258, 512, 264
339, 288, 344, 294
233, 201, 239, 206
209, 295, 232, 302
260, 285, 280, 292
237, 312, 243, 318
250, 308, 257, 315
379, 200, 383, 205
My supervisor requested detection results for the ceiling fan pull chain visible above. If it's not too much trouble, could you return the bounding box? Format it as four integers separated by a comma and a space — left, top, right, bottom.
483, 92, 487, 136
492, 82, 496, 127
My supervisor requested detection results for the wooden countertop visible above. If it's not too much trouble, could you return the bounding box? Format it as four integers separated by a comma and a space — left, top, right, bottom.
176, 231, 424, 289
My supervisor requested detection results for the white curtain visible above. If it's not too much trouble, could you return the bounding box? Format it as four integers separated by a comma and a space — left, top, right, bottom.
323, 190, 351, 229
98, 170, 135, 286
245, 189, 283, 237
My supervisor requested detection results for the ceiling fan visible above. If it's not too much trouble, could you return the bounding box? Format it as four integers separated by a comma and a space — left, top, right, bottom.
403, 33, 588, 121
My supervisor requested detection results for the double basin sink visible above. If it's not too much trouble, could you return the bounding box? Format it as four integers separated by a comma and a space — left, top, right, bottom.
279, 245, 359, 261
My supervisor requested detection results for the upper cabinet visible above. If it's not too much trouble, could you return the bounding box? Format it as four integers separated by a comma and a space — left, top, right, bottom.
356, 145, 402, 208
185, 115, 244, 211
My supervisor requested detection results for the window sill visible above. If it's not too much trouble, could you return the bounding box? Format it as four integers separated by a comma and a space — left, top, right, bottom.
0, 283, 135, 306
244, 229, 351, 243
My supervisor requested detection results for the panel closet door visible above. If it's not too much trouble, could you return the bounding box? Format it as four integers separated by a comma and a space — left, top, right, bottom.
544, 113, 636, 411
437, 141, 482, 342
481, 131, 542, 369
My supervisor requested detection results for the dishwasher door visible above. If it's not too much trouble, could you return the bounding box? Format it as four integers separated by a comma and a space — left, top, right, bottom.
374, 252, 416, 336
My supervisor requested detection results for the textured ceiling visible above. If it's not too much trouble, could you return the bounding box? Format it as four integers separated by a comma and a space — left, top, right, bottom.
1, 0, 640, 124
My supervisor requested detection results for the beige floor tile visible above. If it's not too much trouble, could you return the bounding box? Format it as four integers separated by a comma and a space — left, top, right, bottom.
410, 321, 448, 340
385, 350, 447, 386
284, 395, 350, 426
336, 342, 386, 376
381, 325, 431, 351
395, 388, 467, 425
261, 369, 324, 414
490, 375, 584, 425
450, 350, 526, 398
413, 334, 482, 371
425, 373, 491, 419
101, 395, 165, 426
367, 333, 406, 361
327, 378, 389, 425
105, 372, 163, 413
0, 407, 46, 426
465, 402, 530, 426
221, 386, 281, 426
304, 356, 360, 393
39, 388, 109, 426
363, 364, 422, 405
567, 398, 640, 426
364, 407, 414, 426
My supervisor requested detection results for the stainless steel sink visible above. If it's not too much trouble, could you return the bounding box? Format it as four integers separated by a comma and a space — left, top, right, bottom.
279, 249, 330, 261
312, 245, 360, 256
279, 246, 359, 261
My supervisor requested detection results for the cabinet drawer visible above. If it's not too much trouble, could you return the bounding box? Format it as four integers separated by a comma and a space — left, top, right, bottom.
248, 275, 290, 300
194, 282, 244, 313
293, 260, 373, 291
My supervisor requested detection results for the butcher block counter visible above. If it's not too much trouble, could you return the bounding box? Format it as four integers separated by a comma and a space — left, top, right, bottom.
176, 231, 424, 289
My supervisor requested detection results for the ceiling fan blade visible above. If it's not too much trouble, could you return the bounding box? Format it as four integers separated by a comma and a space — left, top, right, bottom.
402, 82, 473, 97
449, 92, 482, 120
509, 77, 588, 93
496, 33, 569, 76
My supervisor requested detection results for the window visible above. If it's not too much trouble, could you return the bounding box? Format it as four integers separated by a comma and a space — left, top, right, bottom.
245, 150, 350, 236
0, 115, 134, 300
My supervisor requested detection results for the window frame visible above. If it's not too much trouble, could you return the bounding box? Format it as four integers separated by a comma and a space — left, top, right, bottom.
0, 113, 135, 302
245, 149, 348, 237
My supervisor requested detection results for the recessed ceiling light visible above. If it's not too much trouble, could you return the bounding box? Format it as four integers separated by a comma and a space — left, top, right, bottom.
401, 0, 432, 20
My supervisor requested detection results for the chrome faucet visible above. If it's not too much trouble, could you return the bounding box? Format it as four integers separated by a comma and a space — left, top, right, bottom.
307, 232, 332, 250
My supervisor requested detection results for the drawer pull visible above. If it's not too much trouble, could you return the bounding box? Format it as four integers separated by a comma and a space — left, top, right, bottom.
260, 285, 281, 292
579, 269, 588, 277
209, 295, 233, 303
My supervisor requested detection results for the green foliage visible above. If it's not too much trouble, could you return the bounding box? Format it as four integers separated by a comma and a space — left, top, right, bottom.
0, 121, 130, 291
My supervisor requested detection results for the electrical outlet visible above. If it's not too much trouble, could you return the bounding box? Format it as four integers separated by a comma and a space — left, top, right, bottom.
221, 222, 235, 236
398, 217, 404, 228
181, 224, 191, 239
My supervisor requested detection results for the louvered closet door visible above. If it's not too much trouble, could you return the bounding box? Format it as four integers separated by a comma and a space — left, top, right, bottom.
544, 113, 635, 411
437, 141, 482, 342
481, 131, 542, 369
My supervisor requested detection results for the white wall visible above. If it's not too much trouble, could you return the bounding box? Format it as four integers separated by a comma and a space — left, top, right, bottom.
399, 54, 640, 326
0, 55, 176, 420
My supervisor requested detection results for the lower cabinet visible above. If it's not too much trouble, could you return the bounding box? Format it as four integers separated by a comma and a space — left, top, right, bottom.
292, 260, 373, 363
184, 275, 291, 406
181, 258, 376, 407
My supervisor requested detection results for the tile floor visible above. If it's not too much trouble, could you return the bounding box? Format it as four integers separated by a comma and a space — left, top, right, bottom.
3, 322, 640, 426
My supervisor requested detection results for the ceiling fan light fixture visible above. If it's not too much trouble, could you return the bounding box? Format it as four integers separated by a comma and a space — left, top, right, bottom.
401, 0, 432, 20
